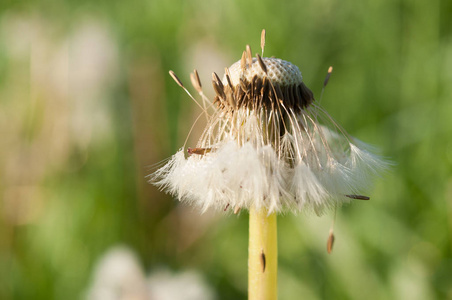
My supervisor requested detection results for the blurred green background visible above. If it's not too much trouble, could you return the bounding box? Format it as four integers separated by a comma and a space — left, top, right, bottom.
0, 0, 451, 299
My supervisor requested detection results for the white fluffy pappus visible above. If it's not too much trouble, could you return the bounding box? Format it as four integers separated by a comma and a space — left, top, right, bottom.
151, 44, 389, 214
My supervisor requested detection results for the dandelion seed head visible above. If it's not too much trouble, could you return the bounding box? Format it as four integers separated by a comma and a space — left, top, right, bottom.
151, 31, 389, 215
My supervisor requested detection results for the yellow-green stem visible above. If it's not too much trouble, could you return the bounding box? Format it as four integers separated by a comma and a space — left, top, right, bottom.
248, 206, 277, 300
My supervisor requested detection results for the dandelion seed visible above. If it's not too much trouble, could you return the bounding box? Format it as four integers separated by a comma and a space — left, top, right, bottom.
246, 45, 253, 67
241, 51, 247, 72
345, 194, 370, 200
187, 147, 212, 156
169, 70, 184, 88
256, 54, 268, 74
151, 33, 389, 215
190, 70, 202, 93
327, 230, 335, 254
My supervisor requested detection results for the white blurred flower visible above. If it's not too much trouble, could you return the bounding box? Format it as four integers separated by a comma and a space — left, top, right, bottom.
152, 38, 388, 214
85, 246, 148, 300
86, 247, 216, 300
148, 269, 216, 300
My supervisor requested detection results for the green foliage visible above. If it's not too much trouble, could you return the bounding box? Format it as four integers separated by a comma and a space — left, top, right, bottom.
0, 0, 451, 299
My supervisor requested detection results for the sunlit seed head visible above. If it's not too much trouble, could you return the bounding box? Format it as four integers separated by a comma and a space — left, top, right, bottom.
152, 30, 390, 214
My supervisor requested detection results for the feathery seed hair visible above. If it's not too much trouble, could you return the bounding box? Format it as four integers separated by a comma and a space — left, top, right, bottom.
152, 30, 388, 214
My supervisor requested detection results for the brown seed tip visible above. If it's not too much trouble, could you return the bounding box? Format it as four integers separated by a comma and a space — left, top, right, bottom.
345, 194, 370, 200
212, 72, 225, 99
187, 147, 212, 156
225, 68, 233, 87
212, 72, 223, 88
194, 69, 202, 87
233, 205, 241, 214
260, 29, 266, 55
246, 44, 253, 66
241, 51, 247, 71
190, 70, 202, 93
256, 54, 268, 74
327, 231, 335, 254
169, 70, 184, 88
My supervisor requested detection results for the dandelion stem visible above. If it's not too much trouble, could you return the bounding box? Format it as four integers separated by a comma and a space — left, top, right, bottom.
248, 206, 277, 300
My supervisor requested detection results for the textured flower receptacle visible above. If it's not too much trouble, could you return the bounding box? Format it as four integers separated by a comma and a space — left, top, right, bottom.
152, 32, 389, 214
225, 57, 303, 87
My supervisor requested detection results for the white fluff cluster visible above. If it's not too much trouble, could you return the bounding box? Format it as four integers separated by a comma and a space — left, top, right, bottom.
153, 112, 387, 214
152, 56, 388, 214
